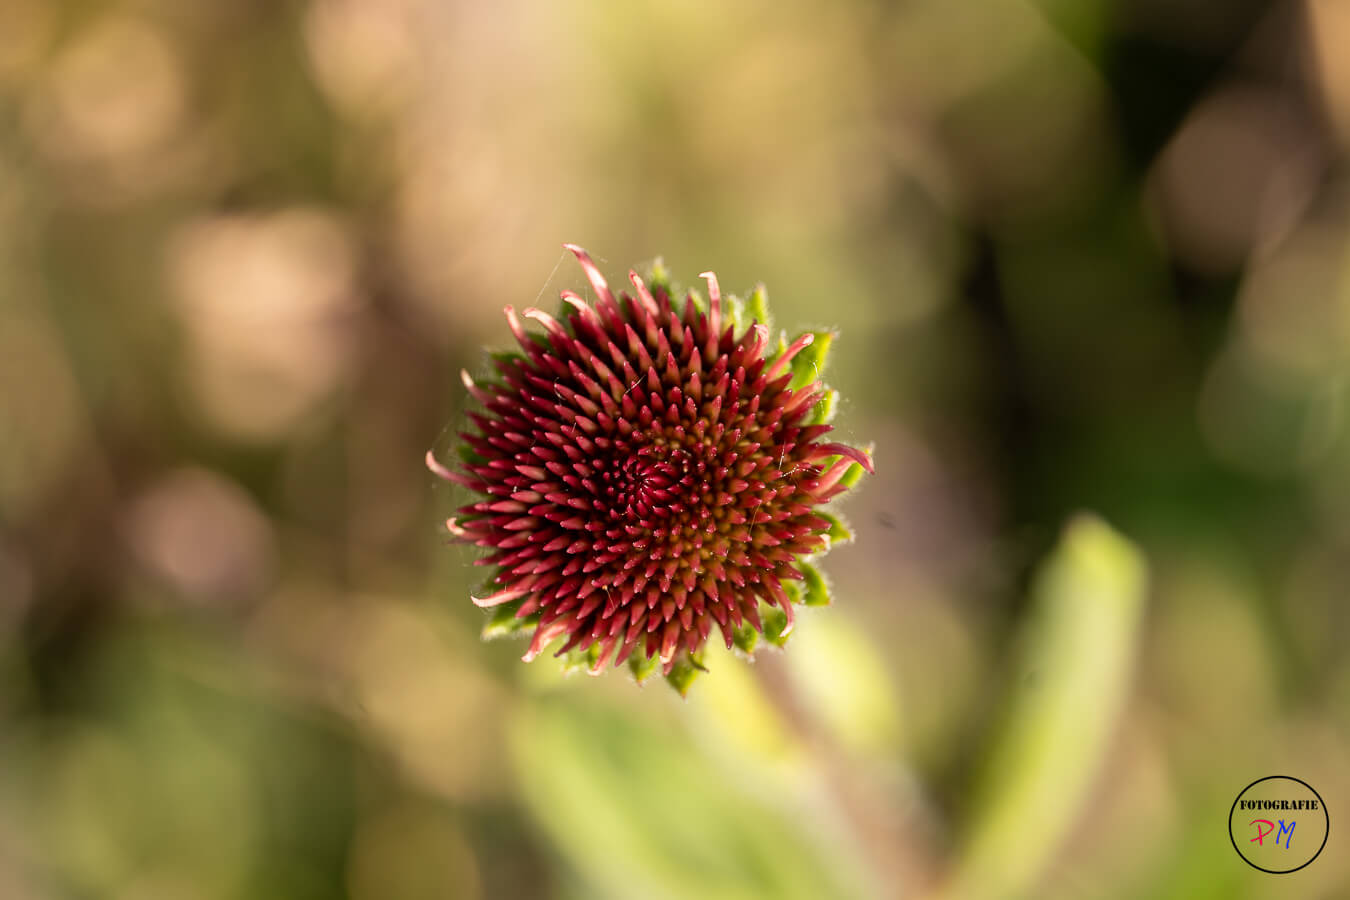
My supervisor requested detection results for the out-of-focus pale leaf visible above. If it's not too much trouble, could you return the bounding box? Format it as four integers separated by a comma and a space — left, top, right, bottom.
688, 646, 801, 766
0, 626, 362, 900
510, 697, 863, 900
948, 514, 1147, 900
784, 612, 902, 755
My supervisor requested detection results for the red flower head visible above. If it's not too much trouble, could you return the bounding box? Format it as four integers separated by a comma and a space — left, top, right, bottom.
427, 245, 872, 693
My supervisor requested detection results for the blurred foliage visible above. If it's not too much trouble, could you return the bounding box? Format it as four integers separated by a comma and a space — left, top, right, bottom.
952, 516, 1147, 900
1, 0, 1349, 898
511, 695, 866, 900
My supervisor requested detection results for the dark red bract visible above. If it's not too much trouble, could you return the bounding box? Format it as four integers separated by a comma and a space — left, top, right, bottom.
427, 245, 871, 686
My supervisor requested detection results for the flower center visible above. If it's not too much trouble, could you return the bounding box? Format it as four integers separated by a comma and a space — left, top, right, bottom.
608, 444, 696, 520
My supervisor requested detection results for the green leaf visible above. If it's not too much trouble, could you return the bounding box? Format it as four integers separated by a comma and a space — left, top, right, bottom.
554, 294, 582, 321
684, 287, 706, 317
818, 512, 853, 546
456, 444, 488, 465
788, 331, 834, 391
647, 258, 670, 292
509, 698, 868, 900
803, 388, 838, 426
628, 650, 659, 684
488, 349, 527, 369
838, 456, 870, 490
746, 285, 771, 329
481, 600, 538, 641
560, 643, 604, 675
664, 651, 707, 697
713, 291, 735, 333
761, 606, 790, 647
731, 622, 759, 655
782, 614, 902, 754
953, 514, 1147, 900
798, 563, 831, 607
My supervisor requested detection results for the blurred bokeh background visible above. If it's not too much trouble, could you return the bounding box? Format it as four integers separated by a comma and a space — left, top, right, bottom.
1, 0, 1348, 897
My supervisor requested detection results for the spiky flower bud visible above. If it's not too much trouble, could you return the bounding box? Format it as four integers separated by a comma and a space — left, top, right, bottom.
427, 245, 872, 693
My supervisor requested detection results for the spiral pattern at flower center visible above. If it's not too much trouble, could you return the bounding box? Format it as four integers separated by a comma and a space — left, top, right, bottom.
608, 445, 698, 522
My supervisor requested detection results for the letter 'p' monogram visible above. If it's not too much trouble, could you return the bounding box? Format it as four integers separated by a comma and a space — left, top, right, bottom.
1250, 819, 1296, 849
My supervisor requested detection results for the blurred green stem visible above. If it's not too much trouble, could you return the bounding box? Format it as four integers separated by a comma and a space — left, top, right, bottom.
754, 514, 1147, 900
940, 515, 1148, 900
751, 653, 942, 900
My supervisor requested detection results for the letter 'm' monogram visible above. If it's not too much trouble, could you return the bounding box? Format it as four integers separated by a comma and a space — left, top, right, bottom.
1277, 820, 1295, 849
